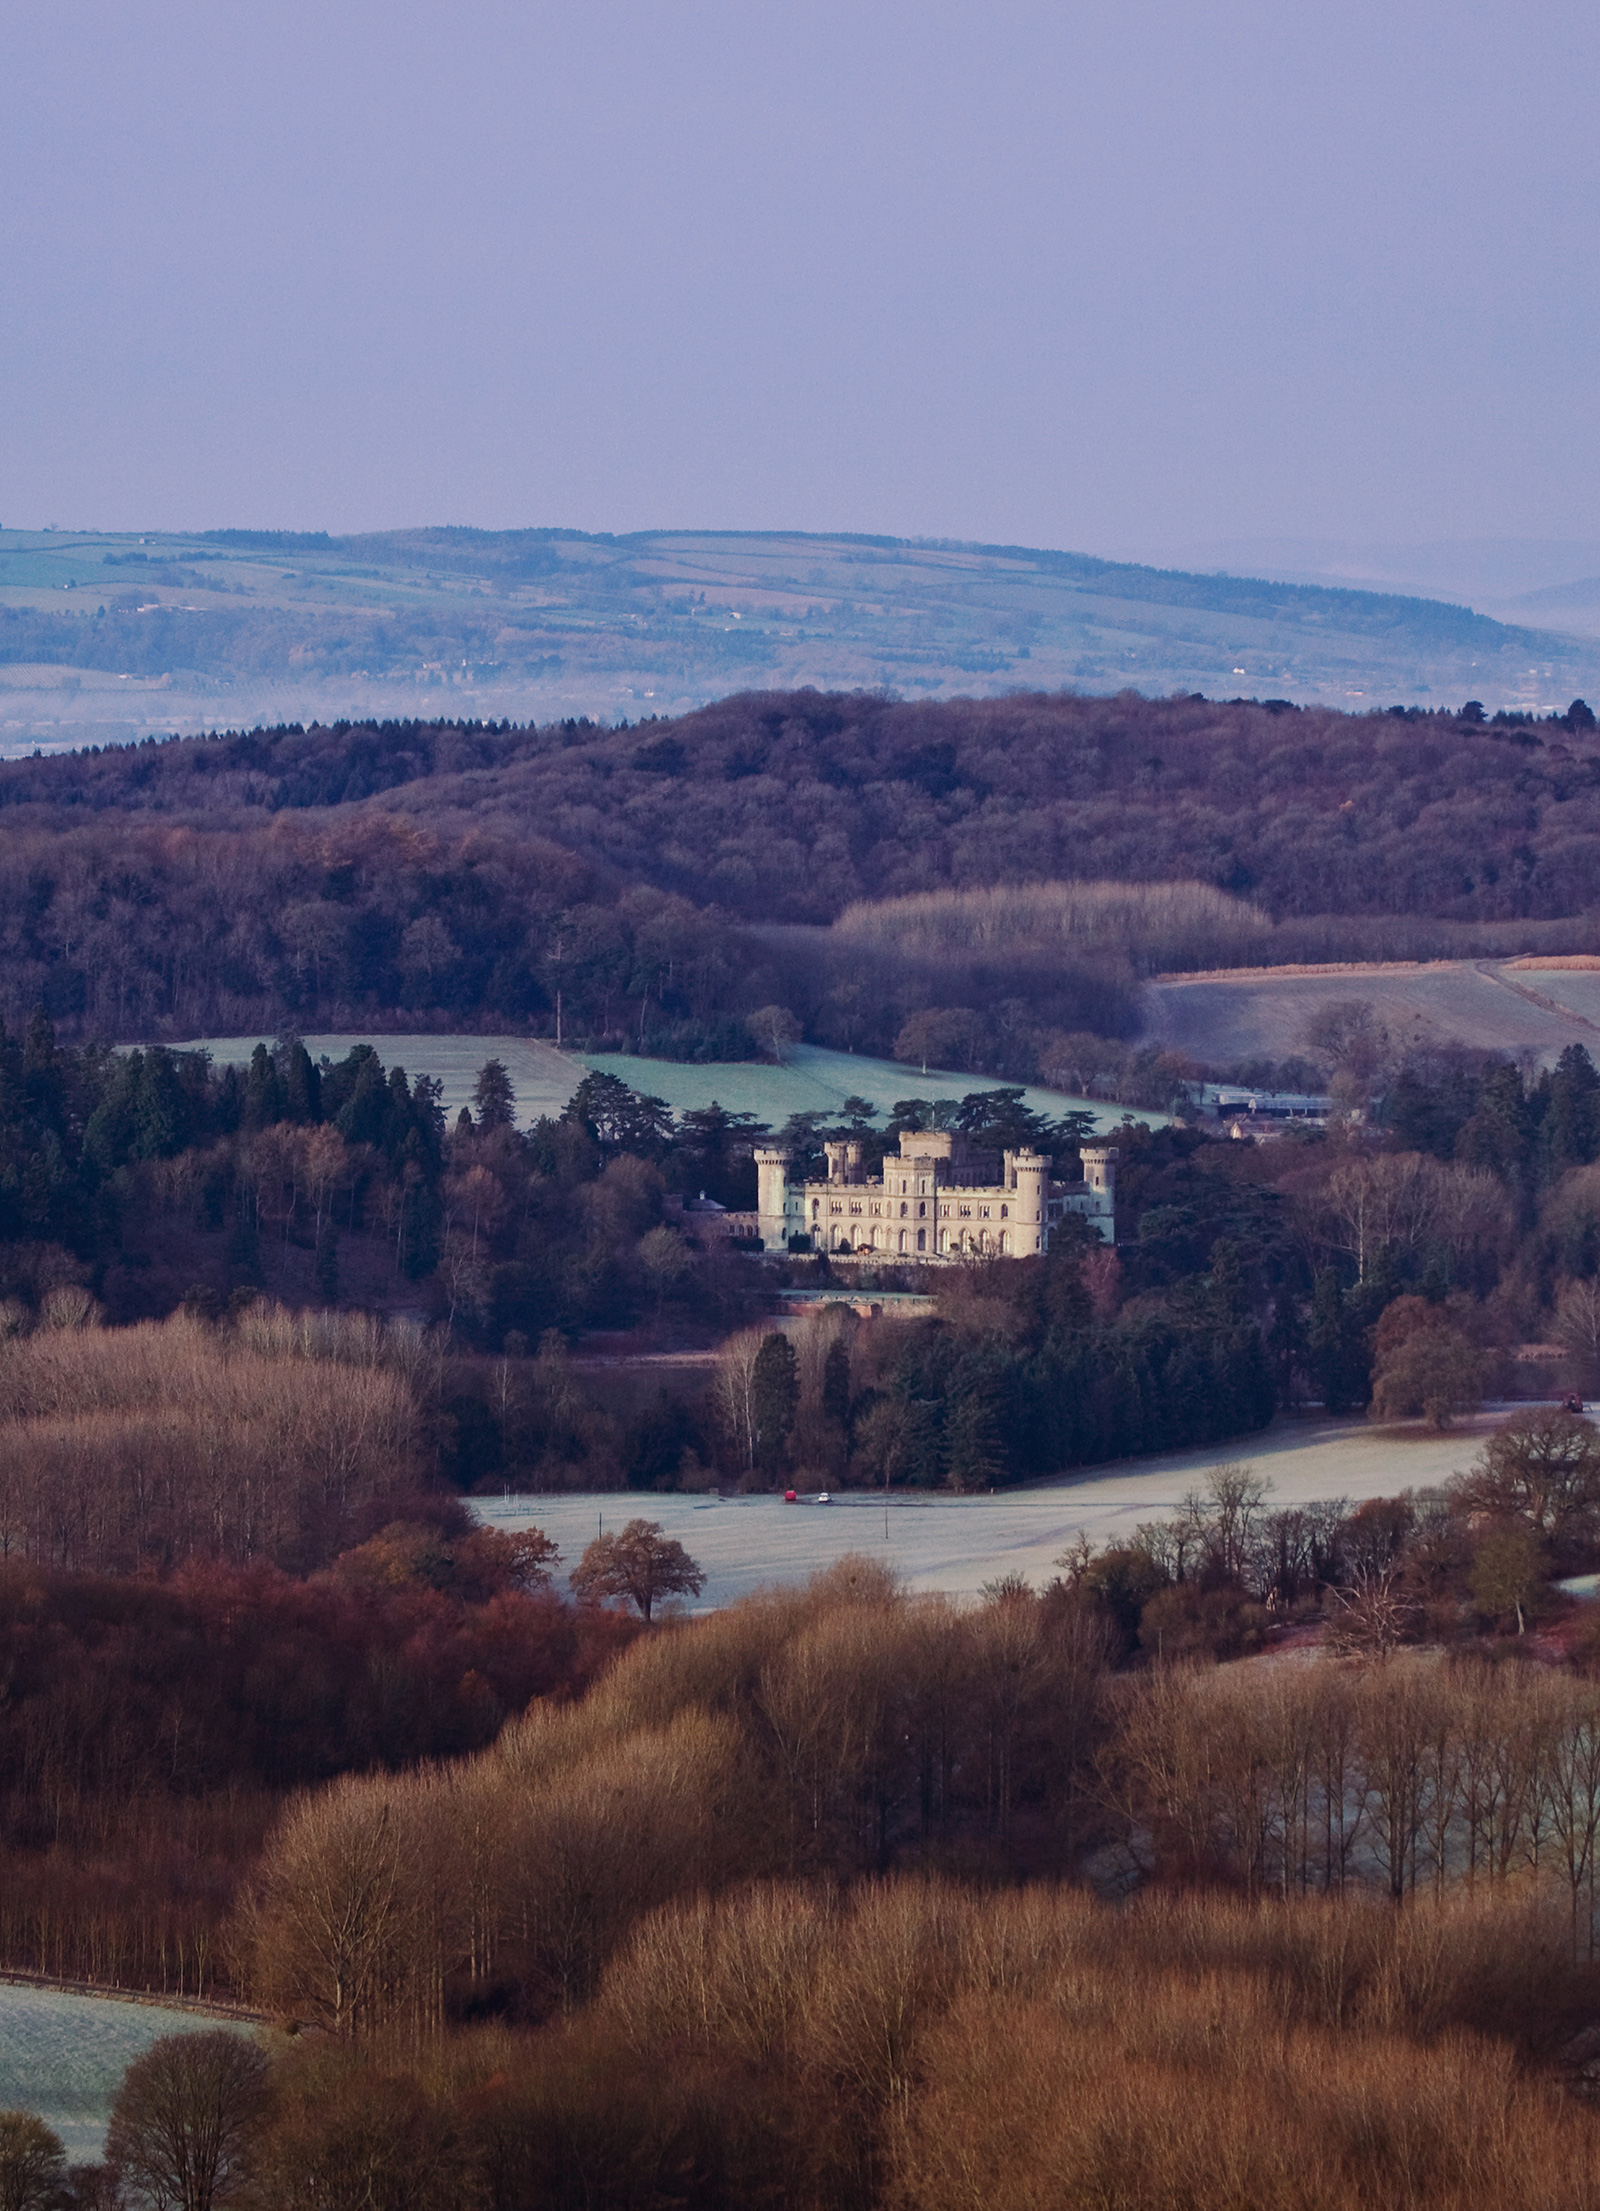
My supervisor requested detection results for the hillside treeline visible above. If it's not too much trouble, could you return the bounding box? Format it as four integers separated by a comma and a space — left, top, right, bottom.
0, 809, 784, 1053
236, 1555, 1600, 2038
321, 686, 1600, 928
0, 1016, 1283, 1494
25, 1010, 1600, 1502
154, 1565, 1600, 2209
0, 1310, 423, 1573
5, 687, 1600, 1054
0, 1513, 634, 1999
0, 1019, 770, 1343
62, 1881, 1600, 2211
17, 1010, 1600, 1504
5, 687, 1599, 927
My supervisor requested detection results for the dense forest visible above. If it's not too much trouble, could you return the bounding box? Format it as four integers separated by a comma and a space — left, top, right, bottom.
18, 680, 1600, 2205
11, 1022, 1600, 2199
21, 1007, 1600, 1494
2, 689, 1600, 1055
29, 1541, 1600, 2209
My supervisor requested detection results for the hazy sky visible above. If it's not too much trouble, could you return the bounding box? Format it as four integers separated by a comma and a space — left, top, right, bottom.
4, 0, 1597, 551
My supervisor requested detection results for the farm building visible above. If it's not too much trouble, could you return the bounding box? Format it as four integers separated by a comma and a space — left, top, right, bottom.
755, 1128, 1117, 1257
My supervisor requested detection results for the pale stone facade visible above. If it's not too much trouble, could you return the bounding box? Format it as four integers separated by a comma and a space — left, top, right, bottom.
754, 1129, 1117, 1258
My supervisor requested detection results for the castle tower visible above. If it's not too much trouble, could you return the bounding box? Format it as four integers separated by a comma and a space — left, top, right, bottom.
1078, 1146, 1119, 1239
755, 1147, 793, 1252
1011, 1148, 1050, 1253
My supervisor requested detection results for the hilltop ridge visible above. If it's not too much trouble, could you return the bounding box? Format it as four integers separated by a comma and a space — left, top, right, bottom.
3, 524, 1596, 754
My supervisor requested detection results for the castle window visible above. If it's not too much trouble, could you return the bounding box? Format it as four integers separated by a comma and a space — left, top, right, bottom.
849, 1201, 862, 1215
916, 1228, 926, 1252
870, 1202, 880, 1216
979, 1206, 990, 1219
899, 1201, 908, 1217
918, 1201, 926, 1218
811, 1200, 820, 1218
830, 1201, 842, 1214
1000, 1204, 1008, 1218
958, 1204, 971, 1218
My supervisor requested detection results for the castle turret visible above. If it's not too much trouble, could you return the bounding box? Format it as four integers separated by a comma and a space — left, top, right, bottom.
755, 1147, 793, 1252
1011, 1148, 1050, 1253
1078, 1146, 1118, 1240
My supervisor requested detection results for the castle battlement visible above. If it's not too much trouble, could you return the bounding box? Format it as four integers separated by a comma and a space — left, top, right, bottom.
755, 1129, 1117, 1258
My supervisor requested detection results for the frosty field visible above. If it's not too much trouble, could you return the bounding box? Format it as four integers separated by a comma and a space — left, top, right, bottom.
1144, 957, 1600, 1070
475, 1409, 1519, 1609
178, 1036, 1159, 1136
0, 1985, 252, 2159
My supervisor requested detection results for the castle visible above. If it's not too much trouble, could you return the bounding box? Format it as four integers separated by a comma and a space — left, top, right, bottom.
754, 1129, 1118, 1258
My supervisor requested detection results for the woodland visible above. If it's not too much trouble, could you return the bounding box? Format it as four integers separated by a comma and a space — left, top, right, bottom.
15, 685, 1600, 2203
3, 689, 1600, 1072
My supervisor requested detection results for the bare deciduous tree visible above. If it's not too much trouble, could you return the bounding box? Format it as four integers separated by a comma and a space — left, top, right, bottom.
0, 2113, 65, 2211
244, 1785, 423, 2038
106, 2031, 268, 2211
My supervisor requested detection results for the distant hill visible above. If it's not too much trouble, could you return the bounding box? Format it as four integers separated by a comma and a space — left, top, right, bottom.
3, 525, 1597, 755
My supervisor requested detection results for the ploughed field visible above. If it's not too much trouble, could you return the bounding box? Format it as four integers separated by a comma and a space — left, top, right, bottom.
0, 1986, 251, 2159
178, 1037, 1160, 1134
475, 1409, 1525, 1608
1144, 956, 1600, 1069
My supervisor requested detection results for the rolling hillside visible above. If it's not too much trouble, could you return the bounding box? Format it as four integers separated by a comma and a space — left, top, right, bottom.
4, 525, 1597, 754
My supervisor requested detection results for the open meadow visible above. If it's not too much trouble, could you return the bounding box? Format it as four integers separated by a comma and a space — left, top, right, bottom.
474, 1408, 1520, 1608
0, 1987, 250, 2159
1144, 955, 1600, 1069
179, 1035, 1159, 1134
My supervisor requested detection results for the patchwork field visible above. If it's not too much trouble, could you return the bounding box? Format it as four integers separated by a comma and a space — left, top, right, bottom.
179, 1037, 1162, 1135
475, 1408, 1519, 1609
7, 523, 1596, 751
1144, 956, 1600, 1070
0, 1985, 251, 2158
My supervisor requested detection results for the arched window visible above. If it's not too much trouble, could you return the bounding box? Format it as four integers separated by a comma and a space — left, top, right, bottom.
999, 1231, 1010, 1255
916, 1228, 926, 1252
899, 1201, 908, 1217
811, 1199, 820, 1218
898, 1229, 907, 1252
1000, 1203, 1008, 1218
918, 1201, 926, 1218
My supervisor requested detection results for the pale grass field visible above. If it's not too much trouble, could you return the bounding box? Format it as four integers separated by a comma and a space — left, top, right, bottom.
0, 1986, 250, 2158
474, 1408, 1525, 1609
180, 1036, 1157, 1134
